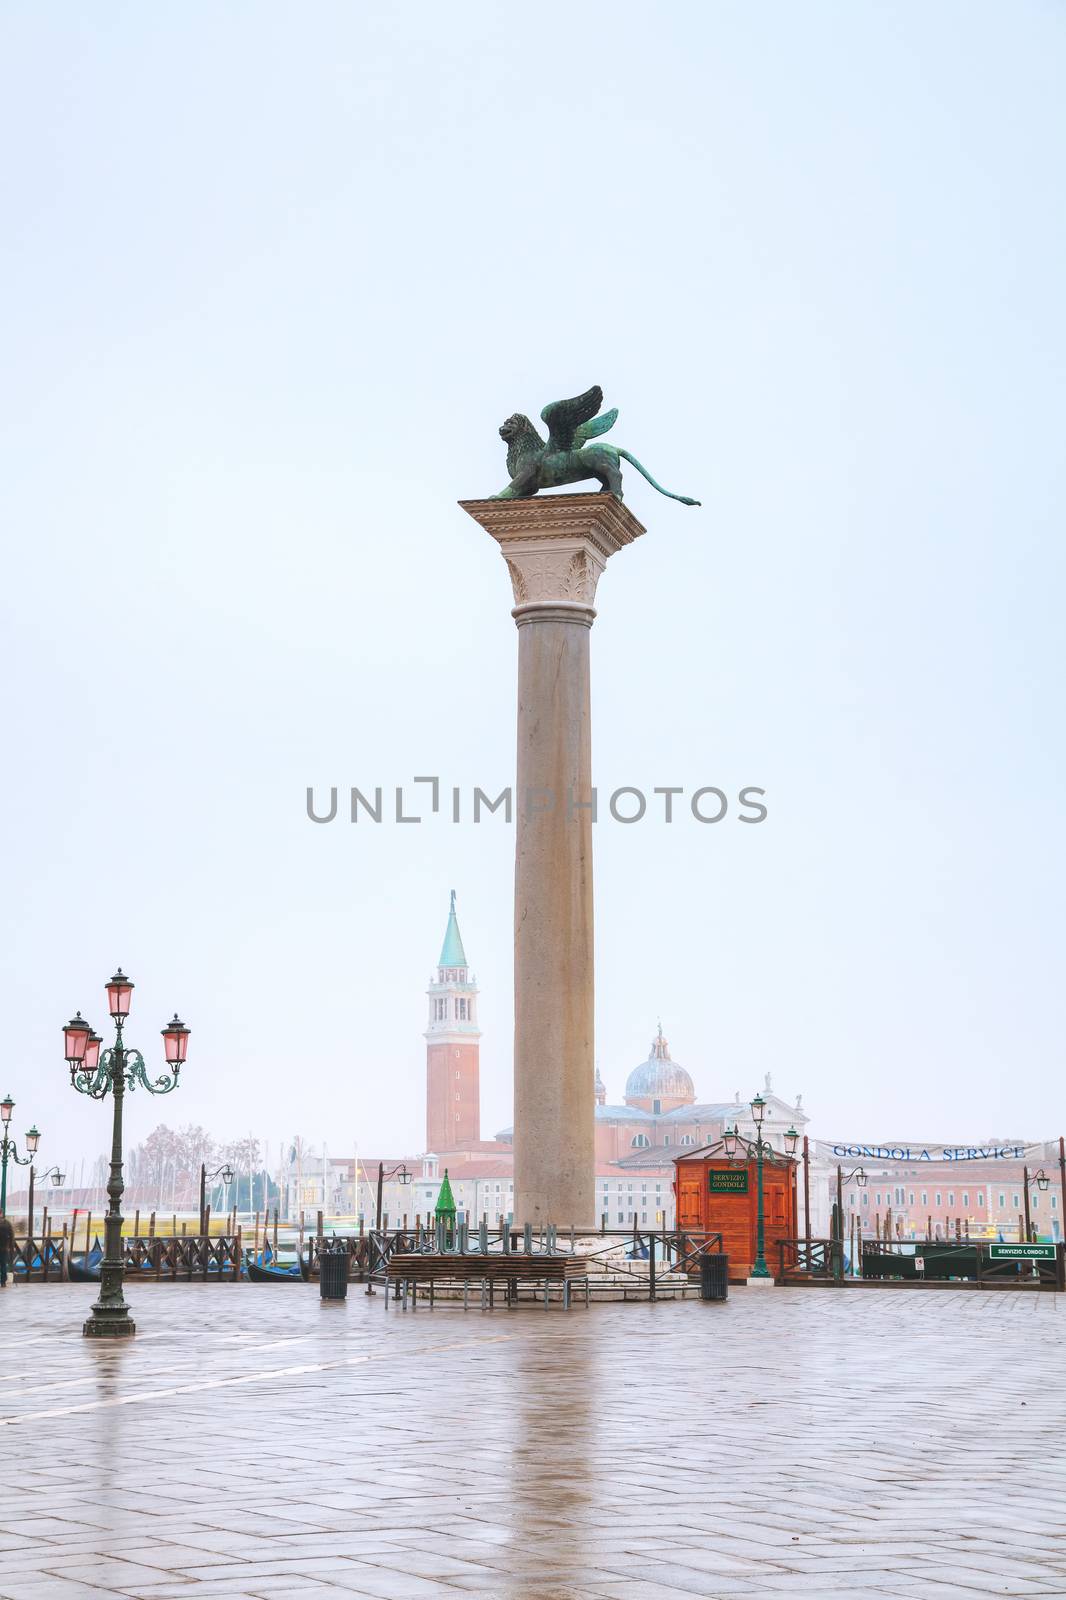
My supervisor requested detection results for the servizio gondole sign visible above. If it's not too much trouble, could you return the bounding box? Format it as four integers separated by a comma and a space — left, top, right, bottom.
816, 1141, 1036, 1163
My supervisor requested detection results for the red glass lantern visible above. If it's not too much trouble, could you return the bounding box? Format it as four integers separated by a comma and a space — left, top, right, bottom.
0, 1094, 13, 1126
63, 1013, 91, 1066
84, 1030, 102, 1074
784, 1126, 799, 1158
25, 1126, 40, 1156
106, 969, 134, 1020
161, 1013, 190, 1066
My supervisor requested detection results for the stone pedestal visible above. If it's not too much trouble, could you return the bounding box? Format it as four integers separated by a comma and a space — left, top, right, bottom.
460, 493, 645, 1227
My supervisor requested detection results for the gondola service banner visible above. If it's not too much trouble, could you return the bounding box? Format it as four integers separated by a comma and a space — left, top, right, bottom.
813, 1140, 1045, 1164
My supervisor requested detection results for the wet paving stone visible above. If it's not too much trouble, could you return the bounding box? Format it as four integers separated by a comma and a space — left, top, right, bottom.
0, 1283, 1063, 1599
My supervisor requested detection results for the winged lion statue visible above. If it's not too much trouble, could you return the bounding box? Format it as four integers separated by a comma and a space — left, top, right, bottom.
492, 385, 700, 506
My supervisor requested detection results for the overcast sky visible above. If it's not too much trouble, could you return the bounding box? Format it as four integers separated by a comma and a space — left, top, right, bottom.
2, 2, 1063, 1179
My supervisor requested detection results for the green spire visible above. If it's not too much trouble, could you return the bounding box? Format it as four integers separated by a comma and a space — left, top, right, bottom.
435, 1167, 456, 1217
438, 889, 468, 968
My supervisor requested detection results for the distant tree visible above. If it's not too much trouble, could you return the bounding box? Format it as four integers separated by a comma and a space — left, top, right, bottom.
126, 1124, 219, 1208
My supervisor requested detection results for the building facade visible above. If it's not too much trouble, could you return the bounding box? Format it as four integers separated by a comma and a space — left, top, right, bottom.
821, 1143, 1063, 1242
294, 893, 812, 1234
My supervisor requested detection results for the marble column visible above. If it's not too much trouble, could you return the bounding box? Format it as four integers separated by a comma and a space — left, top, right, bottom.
460, 493, 645, 1227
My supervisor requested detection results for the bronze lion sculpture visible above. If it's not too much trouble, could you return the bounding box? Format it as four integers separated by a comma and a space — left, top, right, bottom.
493, 385, 700, 506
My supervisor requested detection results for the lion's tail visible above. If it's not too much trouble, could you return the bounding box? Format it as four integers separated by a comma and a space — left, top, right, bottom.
617, 449, 700, 506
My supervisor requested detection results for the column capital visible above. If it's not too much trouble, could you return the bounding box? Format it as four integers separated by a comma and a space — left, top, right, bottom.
459, 492, 646, 614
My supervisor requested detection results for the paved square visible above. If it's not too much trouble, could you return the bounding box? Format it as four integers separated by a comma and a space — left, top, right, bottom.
1, 1284, 1064, 1600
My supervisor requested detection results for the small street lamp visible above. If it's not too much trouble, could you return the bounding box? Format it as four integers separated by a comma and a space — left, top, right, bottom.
1022, 1167, 1051, 1243
835, 1163, 867, 1276
64, 970, 189, 1339
199, 1163, 234, 1234
27, 1162, 65, 1239
0, 1098, 41, 1217
375, 1162, 412, 1231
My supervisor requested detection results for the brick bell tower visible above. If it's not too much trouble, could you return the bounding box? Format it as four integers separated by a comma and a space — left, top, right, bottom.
425, 891, 481, 1152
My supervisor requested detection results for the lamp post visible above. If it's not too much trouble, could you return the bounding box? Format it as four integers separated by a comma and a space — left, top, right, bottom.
724, 1101, 799, 1280
27, 1164, 64, 1240
835, 1163, 868, 1276
375, 1162, 412, 1231
0, 1097, 40, 1217
199, 1163, 234, 1234
1023, 1167, 1051, 1243
64, 971, 189, 1339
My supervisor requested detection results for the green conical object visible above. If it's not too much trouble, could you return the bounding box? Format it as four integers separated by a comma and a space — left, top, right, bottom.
435, 1168, 456, 1218
438, 889, 468, 968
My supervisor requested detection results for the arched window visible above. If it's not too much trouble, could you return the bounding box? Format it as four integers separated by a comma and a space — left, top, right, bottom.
631, 1133, 650, 1149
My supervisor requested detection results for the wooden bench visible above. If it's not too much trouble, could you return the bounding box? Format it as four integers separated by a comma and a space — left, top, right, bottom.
386, 1252, 590, 1309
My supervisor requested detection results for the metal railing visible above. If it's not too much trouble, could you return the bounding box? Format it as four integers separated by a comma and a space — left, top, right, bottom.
777, 1238, 843, 1281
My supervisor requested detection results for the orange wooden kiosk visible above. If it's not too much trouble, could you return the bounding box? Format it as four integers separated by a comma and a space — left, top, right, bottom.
674, 1141, 798, 1281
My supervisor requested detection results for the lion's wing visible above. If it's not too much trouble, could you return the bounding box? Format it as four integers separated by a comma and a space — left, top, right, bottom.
574, 408, 618, 447
540, 386, 604, 453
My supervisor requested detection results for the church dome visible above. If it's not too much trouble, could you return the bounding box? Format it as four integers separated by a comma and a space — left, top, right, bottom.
624, 1026, 695, 1107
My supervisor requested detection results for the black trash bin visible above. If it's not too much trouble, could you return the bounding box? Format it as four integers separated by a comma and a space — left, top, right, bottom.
699, 1253, 729, 1301
320, 1244, 349, 1301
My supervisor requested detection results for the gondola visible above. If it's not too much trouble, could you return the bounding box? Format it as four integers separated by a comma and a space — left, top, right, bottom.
246, 1257, 302, 1282
67, 1239, 104, 1282
68, 1255, 102, 1283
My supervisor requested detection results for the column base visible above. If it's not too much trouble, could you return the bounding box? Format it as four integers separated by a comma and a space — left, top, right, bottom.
744, 1276, 776, 1288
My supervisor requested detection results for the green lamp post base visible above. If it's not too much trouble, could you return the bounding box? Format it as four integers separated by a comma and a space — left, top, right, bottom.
83, 1300, 136, 1339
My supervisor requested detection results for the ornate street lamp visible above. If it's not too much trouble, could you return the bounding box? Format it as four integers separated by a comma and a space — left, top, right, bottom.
748, 1094, 772, 1279
721, 1101, 798, 1281
0, 1098, 42, 1218
64, 968, 188, 1339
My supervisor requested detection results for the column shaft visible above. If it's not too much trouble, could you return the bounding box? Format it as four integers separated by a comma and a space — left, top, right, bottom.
459, 493, 646, 1235
513, 608, 595, 1228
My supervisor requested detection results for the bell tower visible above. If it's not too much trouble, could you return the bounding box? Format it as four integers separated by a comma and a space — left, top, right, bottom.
425, 891, 481, 1152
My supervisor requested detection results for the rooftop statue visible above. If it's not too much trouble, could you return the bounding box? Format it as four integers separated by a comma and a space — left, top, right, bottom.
493, 385, 700, 506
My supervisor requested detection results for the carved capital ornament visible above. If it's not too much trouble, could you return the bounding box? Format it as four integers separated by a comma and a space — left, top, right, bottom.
459, 493, 646, 623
